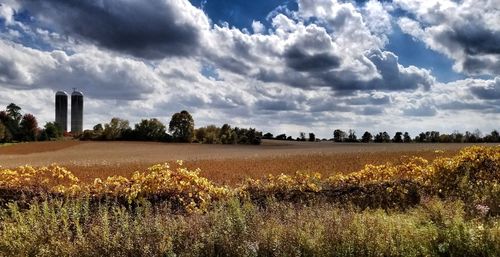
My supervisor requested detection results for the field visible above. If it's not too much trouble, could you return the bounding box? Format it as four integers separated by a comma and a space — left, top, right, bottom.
0, 140, 481, 185
0, 141, 499, 256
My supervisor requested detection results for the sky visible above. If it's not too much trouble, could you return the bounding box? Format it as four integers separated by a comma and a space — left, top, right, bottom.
0, 0, 499, 138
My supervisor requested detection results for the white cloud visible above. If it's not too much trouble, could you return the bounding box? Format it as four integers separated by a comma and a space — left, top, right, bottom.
0, 0, 497, 138
251, 20, 265, 34
394, 0, 500, 76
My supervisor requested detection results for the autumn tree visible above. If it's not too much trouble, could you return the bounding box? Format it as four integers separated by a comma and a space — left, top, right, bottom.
19, 114, 38, 141
169, 110, 194, 143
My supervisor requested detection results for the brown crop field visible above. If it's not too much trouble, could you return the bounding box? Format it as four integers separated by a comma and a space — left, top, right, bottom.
0, 140, 495, 185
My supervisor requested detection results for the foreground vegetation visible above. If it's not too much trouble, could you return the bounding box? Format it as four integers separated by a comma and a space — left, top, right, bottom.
1, 198, 498, 257
0, 146, 498, 256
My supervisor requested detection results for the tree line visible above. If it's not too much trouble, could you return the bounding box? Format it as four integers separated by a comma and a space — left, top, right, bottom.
81, 110, 262, 145
0, 103, 63, 143
263, 129, 500, 143
1, 102, 497, 145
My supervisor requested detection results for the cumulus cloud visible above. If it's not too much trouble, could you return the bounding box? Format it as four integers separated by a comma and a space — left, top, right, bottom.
394, 0, 500, 76
0, 40, 160, 100
19, 0, 210, 59
206, 10, 433, 92
1, 0, 497, 137
469, 77, 500, 100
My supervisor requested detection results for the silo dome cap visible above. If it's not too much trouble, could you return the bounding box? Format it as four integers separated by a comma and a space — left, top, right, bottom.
56, 91, 68, 96
72, 91, 84, 96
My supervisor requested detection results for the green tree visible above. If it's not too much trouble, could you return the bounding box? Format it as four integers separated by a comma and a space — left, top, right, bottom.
333, 129, 346, 142
219, 124, 236, 144
263, 132, 274, 140
19, 114, 38, 141
1, 106, 21, 141
6, 103, 22, 122
403, 132, 412, 143
44, 122, 63, 139
361, 131, 372, 143
308, 133, 316, 142
103, 118, 130, 140
393, 132, 403, 143
195, 127, 207, 143
169, 110, 194, 143
275, 134, 287, 140
374, 132, 391, 143
93, 124, 104, 133
202, 125, 220, 144
134, 118, 166, 141
347, 129, 357, 142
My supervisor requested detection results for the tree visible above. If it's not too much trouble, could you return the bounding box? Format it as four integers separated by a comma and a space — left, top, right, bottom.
6, 103, 22, 122
219, 124, 236, 144
451, 131, 464, 143
196, 125, 220, 144
403, 132, 412, 143
19, 114, 38, 141
275, 134, 287, 140
374, 132, 391, 143
1, 107, 20, 141
169, 110, 194, 143
361, 131, 372, 143
0, 122, 5, 142
416, 132, 426, 143
195, 127, 207, 143
134, 118, 167, 141
93, 124, 104, 133
263, 132, 274, 140
233, 127, 261, 145
299, 132, 306, 141
393, 132, 403, 143
333, 129, 346, 142
485, 130, 500, 142
44, 122, 63, 140
103, 118, 130, 140
347, 129, 357, 142
308, 133, 315, 142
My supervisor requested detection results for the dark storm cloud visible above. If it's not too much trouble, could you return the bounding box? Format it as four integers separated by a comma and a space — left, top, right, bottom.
462, 56, 500, 76
0, 56, 23, 83
256, 50, 433, 92
20, 0, 203, 59
284, 47, 341, 72
449, 26, 500, 56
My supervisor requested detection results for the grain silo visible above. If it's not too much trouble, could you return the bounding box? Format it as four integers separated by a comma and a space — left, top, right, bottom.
55, 91, 68, 132
71, 90, 84, 134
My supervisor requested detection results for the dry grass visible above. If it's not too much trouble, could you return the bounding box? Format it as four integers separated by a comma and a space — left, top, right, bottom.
0, 140, 485, 185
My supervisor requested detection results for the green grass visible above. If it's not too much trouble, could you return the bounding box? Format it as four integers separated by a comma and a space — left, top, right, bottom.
0, 198, 498, 257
